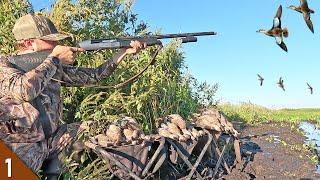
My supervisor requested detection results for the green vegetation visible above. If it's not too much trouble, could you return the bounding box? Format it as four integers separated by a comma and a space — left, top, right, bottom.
219, 102, 320, 125
272, 108, 320, 124
218, 102, 272, 125
0, 0, 32, 53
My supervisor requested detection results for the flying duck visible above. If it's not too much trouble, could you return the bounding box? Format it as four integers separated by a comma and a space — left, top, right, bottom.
288, 0, 315, 33
257, 5, 289, 52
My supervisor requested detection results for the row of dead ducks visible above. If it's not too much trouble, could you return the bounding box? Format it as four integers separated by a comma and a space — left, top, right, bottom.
257, 0, 315, 52
257, 74, 314, 94
89, 109, 239, 147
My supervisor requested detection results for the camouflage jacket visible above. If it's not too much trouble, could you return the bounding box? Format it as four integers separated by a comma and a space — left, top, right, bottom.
0, 55, 117, 143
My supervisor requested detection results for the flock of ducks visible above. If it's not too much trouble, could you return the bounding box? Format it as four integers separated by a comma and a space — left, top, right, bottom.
256, 1, 315, 95
257, 74, 314, 94
257, 1, 315, 52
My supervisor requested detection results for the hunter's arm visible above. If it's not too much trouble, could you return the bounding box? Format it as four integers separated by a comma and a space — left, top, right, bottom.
60, 49, 127, 86
0, 55, 58, 101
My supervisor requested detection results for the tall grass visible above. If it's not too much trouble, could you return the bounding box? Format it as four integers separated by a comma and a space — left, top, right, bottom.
272, 108, 320, 123
218, 102, 272, 124
219, 102, 320, 125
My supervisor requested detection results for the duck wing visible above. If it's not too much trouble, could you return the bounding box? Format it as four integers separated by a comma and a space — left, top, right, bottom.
277, 78, 282, 85
303, 12, 314, 33
307, 83, 313, 90
257, 74, 264, 86
307, 82, 311, 88
307, 83, 313, 94
300, 0, 308, 8
273, 5, 282, 29
275, 37, 288, 52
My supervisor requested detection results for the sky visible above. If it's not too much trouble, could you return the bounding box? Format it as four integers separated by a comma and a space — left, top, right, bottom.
30, 0, 320, 109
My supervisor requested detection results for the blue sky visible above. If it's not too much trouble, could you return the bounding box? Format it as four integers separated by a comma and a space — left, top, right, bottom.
31, 0, 320, 109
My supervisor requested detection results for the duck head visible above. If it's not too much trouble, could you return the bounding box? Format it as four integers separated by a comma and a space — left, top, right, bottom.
287, 5, 298, 11
282, 27, 289, 38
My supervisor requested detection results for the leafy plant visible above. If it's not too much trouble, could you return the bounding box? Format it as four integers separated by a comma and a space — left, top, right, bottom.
0, 0, 33, 54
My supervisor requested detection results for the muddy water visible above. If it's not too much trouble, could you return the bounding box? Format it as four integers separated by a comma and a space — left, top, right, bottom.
299, 122, 320, 174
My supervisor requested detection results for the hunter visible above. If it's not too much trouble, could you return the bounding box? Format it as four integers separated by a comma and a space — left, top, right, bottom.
0, 14, 145, 178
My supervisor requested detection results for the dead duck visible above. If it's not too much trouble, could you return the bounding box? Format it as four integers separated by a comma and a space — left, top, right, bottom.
307, 82, 313, 94
257, 74, 264, 86
105, 124, 123, 144
257, 5, 289, 52
277, 77, 285, 91
157, 114, 203, 141
288, 0, 315, 33
193, 108, 239, 138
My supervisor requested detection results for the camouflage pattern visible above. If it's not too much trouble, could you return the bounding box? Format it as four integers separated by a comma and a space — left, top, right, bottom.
12, 14, 70, 41
0, 54, 118, 172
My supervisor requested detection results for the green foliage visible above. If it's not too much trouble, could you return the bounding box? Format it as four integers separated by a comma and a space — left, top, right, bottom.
0, 0, 33, 54
219, 102, 320, 125
74, 41, 218, 133
63, 158, 111, 179
272, 108, 320, 123
191, 80, 219, 108
218, 102, 272, 124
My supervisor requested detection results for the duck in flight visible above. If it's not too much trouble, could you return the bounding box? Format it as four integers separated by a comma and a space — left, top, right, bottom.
257, 74, 264, 86
277, 77, 285, 91
307, 83, 313, 94
288, 0, 315, 33
257, 5, 289, 52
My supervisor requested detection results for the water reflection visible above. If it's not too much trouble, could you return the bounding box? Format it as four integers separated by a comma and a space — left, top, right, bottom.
299, 122, 320, 174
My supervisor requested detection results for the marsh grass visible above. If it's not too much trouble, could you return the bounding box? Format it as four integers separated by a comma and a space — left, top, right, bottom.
219, 102, 320, 125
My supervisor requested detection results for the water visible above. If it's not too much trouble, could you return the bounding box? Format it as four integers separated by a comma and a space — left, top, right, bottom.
299, 122, 320, 174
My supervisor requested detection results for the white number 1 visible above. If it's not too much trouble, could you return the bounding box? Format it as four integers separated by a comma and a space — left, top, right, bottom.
5, 158, 12, 178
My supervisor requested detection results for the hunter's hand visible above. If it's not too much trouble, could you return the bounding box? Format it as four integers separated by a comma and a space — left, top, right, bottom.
50, 45, 85, 65
125, 40, 147, 55
112, 40, 146, 64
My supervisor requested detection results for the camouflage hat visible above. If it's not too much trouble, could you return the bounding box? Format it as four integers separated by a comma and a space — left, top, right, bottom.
12, 14, 70, 41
